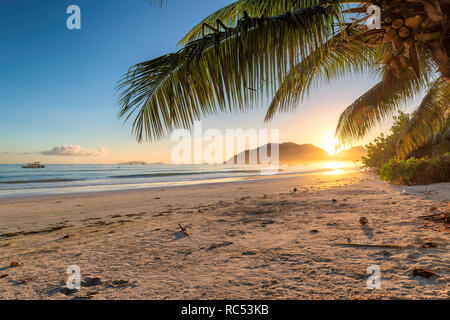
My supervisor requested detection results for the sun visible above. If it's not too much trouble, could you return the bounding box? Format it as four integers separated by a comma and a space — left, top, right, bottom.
321, 129, 341, 156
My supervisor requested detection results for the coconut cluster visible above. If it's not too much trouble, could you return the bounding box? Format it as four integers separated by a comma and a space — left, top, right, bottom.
382, 14, 443, 79
382, 16, 423, 79
382, 53, 413, 80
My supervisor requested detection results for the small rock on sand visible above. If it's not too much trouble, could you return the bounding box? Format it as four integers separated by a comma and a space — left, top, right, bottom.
10, 261, 23, 267
422, 242, 437, 248
412, 268, 437, 279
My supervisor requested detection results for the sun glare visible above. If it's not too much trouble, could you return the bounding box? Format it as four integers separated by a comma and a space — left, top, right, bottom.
321, 129, 341, 156
323, 161, 346, 175
324, 161, 345, 170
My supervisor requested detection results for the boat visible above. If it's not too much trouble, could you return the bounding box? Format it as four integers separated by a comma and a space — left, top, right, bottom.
22, 162, 45, 169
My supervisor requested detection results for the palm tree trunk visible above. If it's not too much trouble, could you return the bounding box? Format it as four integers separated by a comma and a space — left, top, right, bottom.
422, 0, 450, 83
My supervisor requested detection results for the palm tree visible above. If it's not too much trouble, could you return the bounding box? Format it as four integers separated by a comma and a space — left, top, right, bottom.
118, 0, 449, 159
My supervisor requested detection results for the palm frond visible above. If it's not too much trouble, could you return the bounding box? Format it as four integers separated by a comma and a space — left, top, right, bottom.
118, 2, 345, 141
151, 0, 166, 7
396, 78, 450, 158
179, 0, 342, 45
335, 44, 436, 145
265, 27, 383, 121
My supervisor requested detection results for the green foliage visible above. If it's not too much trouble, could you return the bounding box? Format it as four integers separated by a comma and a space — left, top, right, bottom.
363, 110, 449, 184
379, 153, 450, 185
362, 112, 411, 169
361, 134, 392, 169
397, 78, 450, 158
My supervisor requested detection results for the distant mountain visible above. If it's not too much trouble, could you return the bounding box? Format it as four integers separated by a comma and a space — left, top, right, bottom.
120, 161, 147, 165
119, 161, 166, 165
226, 142, 366, 164
335, 146, 368, 162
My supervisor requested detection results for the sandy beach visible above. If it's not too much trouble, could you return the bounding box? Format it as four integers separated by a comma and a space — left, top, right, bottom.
0, 171, 448, 300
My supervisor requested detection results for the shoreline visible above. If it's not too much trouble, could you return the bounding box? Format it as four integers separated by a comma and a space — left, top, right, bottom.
0, 171, 448, 299
0, 168, 352, 202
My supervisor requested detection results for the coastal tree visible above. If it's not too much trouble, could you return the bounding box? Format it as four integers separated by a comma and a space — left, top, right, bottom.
118, 0, 450, 158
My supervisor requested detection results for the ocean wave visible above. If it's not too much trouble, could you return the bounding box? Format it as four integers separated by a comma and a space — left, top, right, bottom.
0, 178, 84, 184
110, 170, 261, 179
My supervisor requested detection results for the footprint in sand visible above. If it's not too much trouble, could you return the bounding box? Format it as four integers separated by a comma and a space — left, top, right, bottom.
82, 277, 102, 287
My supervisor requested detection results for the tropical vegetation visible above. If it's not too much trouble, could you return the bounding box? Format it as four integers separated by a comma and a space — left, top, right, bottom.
362, 112, 412, 169
362, 111, 449, 184
379, 153, 450, 185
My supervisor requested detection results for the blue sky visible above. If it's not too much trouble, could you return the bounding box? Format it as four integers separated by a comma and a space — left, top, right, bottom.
0, 0, 416, 164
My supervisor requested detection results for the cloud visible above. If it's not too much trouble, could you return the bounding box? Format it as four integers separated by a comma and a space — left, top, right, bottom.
42, 145, 107, 157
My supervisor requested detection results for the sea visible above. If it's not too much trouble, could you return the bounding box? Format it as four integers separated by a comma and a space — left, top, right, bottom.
0, 162, 355, 198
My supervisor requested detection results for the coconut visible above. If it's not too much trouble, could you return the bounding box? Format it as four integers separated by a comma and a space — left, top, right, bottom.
388, 28, 397, 37
392, 36, 404, 51
390, 58, 401, 69
384, 34, 392, 42
394, 68, 405, 79
359, 217, 369, 225
405, 16, 421, 30
385, 28, 397, 41
382, 54, 394, 65
398, 26, 411, 38
392, 18, 404, 29
399, 56, 411, 68
414, 15, 423, 25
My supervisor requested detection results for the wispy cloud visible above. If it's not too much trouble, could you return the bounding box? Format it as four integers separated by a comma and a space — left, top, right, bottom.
42, 145, 107, 157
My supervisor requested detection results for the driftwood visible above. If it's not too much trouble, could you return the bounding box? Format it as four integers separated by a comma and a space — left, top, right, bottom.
178, 224, 190, 237
411, 268, 437, 278
331, 243, 403, 249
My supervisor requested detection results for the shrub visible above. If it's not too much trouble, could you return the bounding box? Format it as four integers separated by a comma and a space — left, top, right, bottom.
380, 153, 450, 185
362, 112, 411, 169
